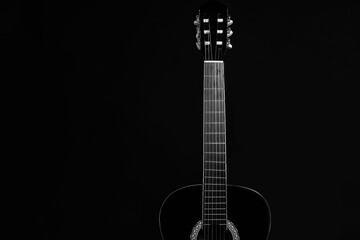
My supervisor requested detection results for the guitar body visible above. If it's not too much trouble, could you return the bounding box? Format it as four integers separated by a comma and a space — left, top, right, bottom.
159, 184, 271, 240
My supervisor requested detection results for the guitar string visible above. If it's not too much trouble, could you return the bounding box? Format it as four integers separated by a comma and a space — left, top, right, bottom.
215, 14, 219, 62
207, 20, 212, 240
223, 63, 226, 240
206, 61, 210, 240
217, 62, 220, 240
212, 62, 215, 240
206, 34, 211, 240
219, 62, 222, 240
208, 62, 211, 239
204, 25, 207, 240
208, 31, 211, 240
224, 63, 227, 240
215, 63, 218, 240
210, 20, 214, 240
211, 62, 214, 240
221, 62, 225, 240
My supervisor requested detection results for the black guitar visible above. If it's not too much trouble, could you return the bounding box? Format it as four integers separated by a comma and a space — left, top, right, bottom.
159, 1, 271, 240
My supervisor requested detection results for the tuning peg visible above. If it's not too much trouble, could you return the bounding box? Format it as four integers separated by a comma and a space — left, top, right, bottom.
194, 15, 200, 26
227, 28, 233, 37
227, 16, 233, 26
196, 41, 201, 50
226, 39, 232, 49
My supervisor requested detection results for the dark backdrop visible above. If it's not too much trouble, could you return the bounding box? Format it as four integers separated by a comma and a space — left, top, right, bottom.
7, 0, 359, 239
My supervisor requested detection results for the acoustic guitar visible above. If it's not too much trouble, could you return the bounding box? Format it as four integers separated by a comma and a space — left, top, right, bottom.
159, 1, 271, 240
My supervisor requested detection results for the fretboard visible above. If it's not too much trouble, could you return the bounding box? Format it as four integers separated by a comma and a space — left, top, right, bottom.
202, 60, 227, 225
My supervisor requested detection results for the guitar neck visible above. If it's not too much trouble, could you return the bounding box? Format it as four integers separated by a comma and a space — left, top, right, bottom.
202, 60, 227, 224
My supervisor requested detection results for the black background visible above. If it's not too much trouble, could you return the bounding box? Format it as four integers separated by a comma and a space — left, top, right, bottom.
5, 1, 359, 239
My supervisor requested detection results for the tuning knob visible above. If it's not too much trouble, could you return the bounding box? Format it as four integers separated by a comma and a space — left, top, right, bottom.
196, 27, 200, 38
194, 15, 200, 26
226, 39, 232, 49
227, 16, 233, 26
227, 28, 233, 37
196, 41, 201, 50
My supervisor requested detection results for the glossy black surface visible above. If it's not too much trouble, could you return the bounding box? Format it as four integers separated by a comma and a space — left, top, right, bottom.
159, 184, 271, 240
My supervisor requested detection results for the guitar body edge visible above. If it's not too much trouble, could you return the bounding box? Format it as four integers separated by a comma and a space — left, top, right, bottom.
159, 184, 271, 240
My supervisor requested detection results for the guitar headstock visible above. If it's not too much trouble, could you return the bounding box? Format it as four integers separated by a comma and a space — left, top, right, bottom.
194, 0, 233, 60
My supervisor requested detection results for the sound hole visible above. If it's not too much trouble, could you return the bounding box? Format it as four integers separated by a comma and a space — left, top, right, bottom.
197, 224, 232, 240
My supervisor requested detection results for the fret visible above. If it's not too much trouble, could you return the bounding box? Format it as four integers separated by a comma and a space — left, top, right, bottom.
203, 211, 227, 215
204, 113, 225, 123
204, 192, 226, 198
204, 183, 226, 186
204, 162, 226, 166
204, 189, 226, 192
204, 175, 226, 179
204, 196, 226, 198
204, 142, 225, 145
203, 206, 226, 209
204, 183, 225, 188
204, 134, 225, 143
204, 169, 225, 172
203, 166, 226, 171
204, 193, 226, 197
203, 81, 225, 89
204, 100, 224, 102
203, 214, 227, 217
204, 213, 226, 216
202, 218, 227, 221
203, 121, 226, 124
204, 138, 226, 142
203, 163, 226, 170
204, 181, 226, 185
204, 101, 225, 112
205, 173, 225, 175
203, 184, 226, 189
204, 160, 226, 163
203, 207, 226, 210
204, 123, 225, 133
204, 131, 226, 134
204, 143, 225, 152
204, 79, 225, 88
204, 111, 224, 113
204, 174, 226, 179
204, 161, 225, 167
203, 173, 226, 179
204, 131, 225, 133
204, 201, 226, 205
203, 177, 226, 181
203, 152, 226, 154
204, 88, 225, 100
205, 183, 225, 186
